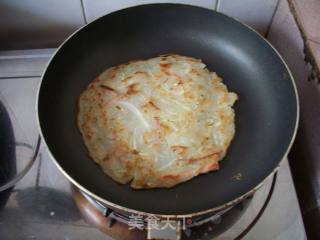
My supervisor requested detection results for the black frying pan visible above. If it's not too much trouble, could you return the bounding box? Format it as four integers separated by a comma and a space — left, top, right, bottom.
37, 4, 298, 217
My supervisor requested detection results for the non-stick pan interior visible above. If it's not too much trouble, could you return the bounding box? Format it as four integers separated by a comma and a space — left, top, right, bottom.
38, 4, 298, 215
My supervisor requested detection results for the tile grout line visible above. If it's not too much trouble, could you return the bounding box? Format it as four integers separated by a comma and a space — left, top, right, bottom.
215, 0, 221, 11
80, 0, 88, 24
265, 0, 281, 38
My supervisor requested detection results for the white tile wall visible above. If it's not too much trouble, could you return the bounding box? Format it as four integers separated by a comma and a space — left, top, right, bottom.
0, 0, 281, 49
0, 0, 85, 50
82, 0, 217, 22
218, 0, 279, 35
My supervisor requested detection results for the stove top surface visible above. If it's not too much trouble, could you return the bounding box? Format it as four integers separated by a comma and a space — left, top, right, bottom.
0, 49, 306, 240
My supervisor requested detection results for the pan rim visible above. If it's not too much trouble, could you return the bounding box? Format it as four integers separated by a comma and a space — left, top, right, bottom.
36, 3, 300, 218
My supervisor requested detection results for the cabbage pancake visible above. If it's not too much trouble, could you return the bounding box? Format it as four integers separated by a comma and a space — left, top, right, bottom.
77, 54, 238, 189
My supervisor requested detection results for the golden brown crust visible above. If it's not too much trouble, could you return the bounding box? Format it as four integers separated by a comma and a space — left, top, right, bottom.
77, 54, 237, 189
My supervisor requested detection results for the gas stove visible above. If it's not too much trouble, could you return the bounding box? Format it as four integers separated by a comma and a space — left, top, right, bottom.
0, 49, 306, 239
72, 183, 254, 240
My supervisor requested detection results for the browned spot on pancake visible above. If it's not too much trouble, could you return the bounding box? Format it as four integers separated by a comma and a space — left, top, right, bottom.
177, 79, 184, 85
85, 132, 92, 140
103, 154, 110, 162
153, 116, 160, 126
162, 174, 180, 181
100, 85, 117, 93
149, 100, 160, 110
113, 64, 126, 71
188, 148, 221, 163
135, 71, 149, 77
143, 99, 160, 111
199, 95, 207, 105
152, 142, 161, 150
124, 158, 135, 174
126, 83, 139, 95
219, 94, 228, 104
172, 73, 183, 83
191, 68, 200, 76
107, 69, 118, 79
88, 83, 95, 89
184, 91, 194, 99
220, 111, 225, 120
162, 69, 171, 76
122, 76, 132, 83
171, 145, 187, 154
160, 123, 172, 134
201, 161, 219, 172
160, 63, 171, 68
197, 84, 204, 90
